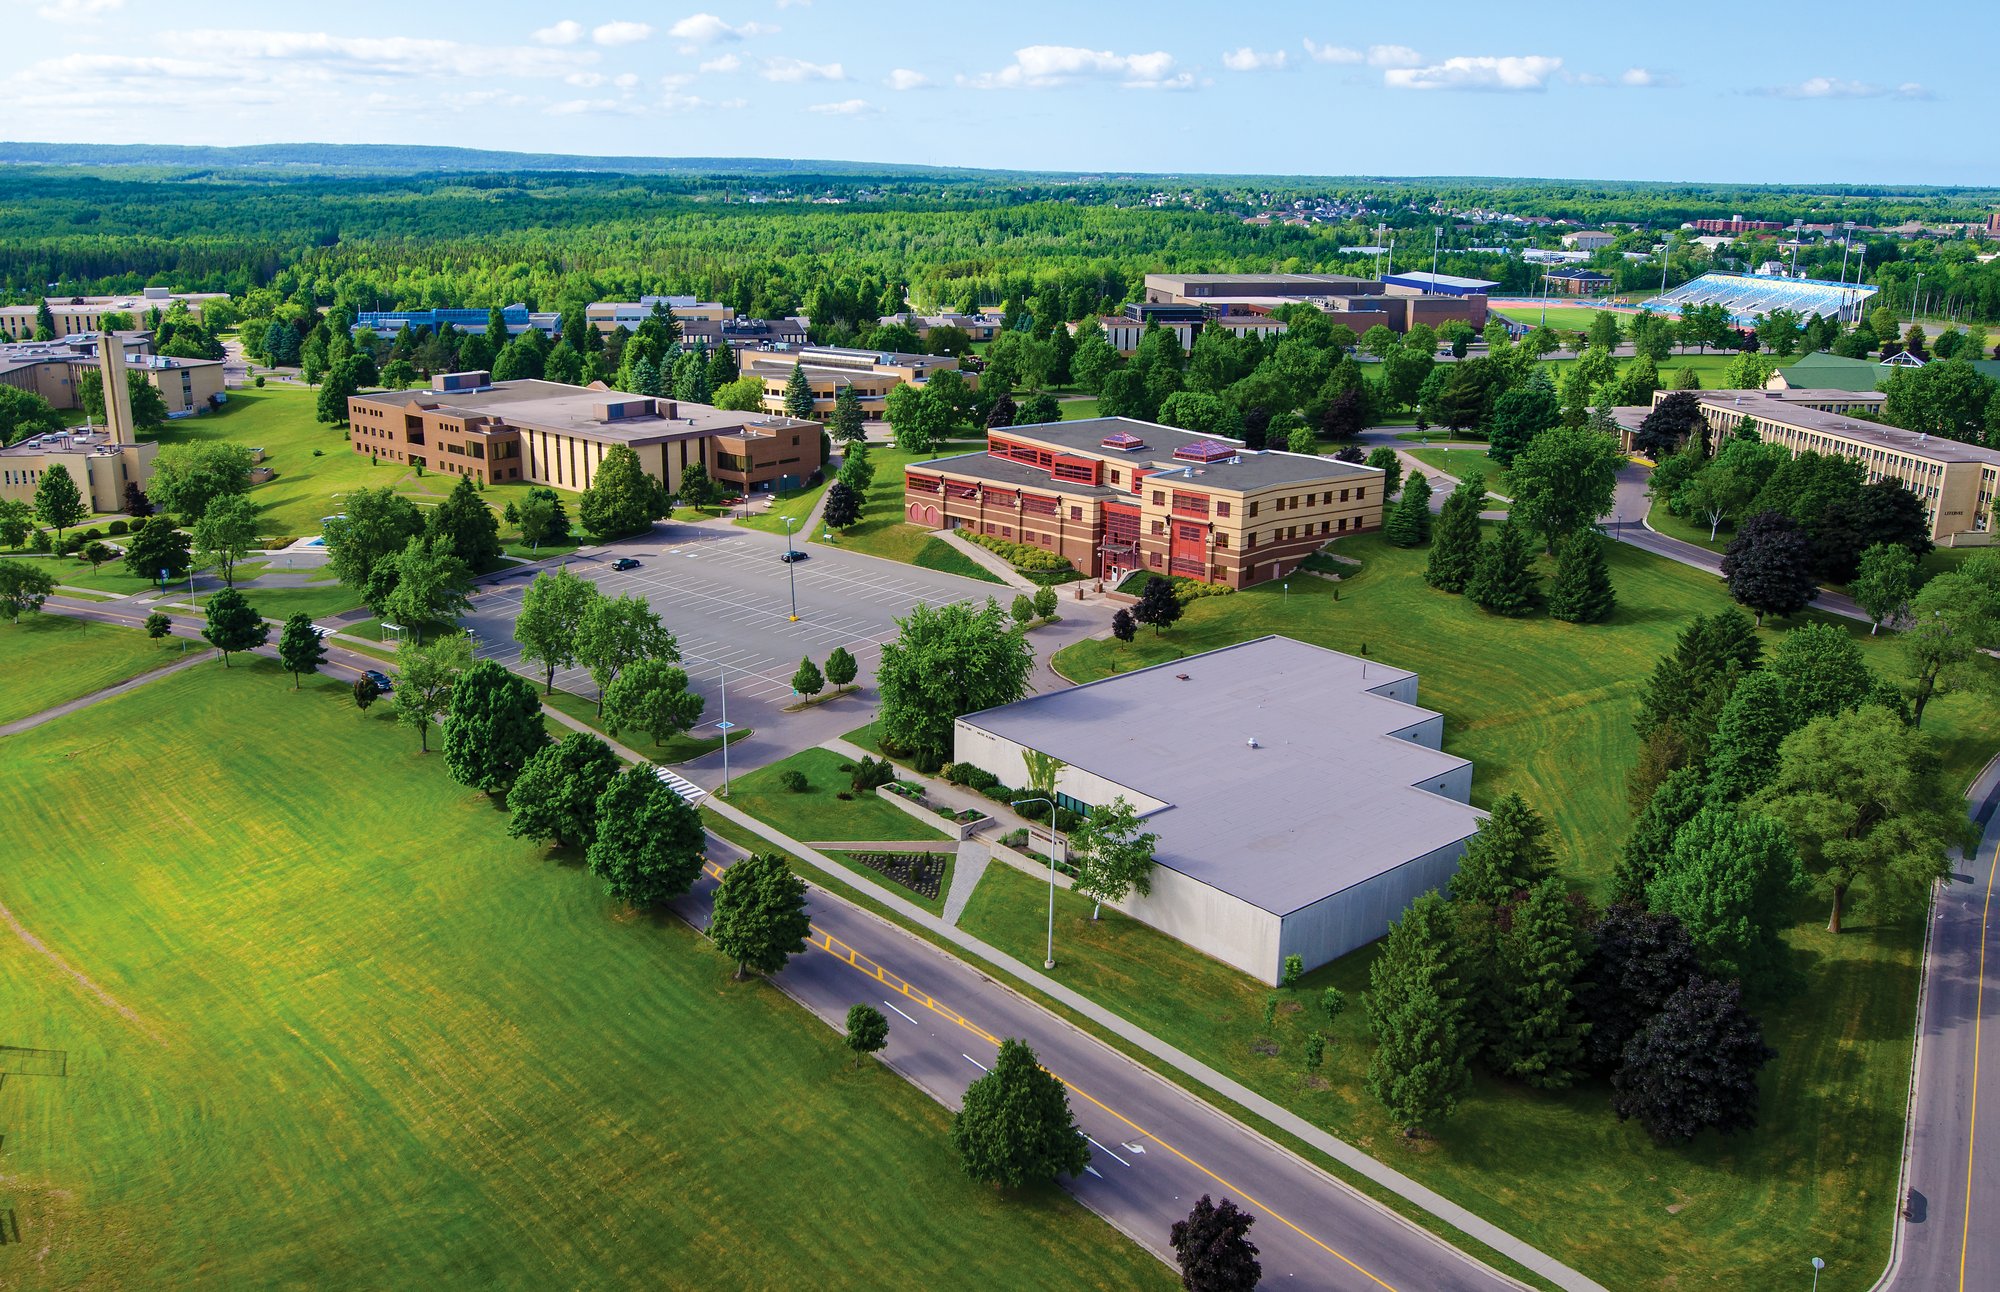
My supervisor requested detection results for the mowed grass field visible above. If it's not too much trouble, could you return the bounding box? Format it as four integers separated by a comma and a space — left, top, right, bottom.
1038, 532, 1995, 1287
0, 615, 188, 727
0, 661, 1169, 1291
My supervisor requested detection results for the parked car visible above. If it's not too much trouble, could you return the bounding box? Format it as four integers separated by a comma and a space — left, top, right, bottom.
778, 550, 810, 563
363, 670, 393, 694
611, 557, 641, 571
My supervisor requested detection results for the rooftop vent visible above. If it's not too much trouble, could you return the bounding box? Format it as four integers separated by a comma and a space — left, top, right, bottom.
1172, 439, 1236, 464
1100, 430, 1148, 452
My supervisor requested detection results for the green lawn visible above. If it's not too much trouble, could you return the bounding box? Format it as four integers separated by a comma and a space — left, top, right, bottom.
735, 477, 831, 536
0, 662, 1167, 1291
0, 615, 188, 726
913, 538, 1006, 584
1646, 490, 1731, 553
811, 439, 983, 566
1403, 447, 1513, 499
960, 859, 1924, 1292
537, 686, 738, 764
195, 580, 364, 624
726, 748, 949, 844
821, 848, 956, 916
1059, 397, 1102, 421
8, 552, 168, 596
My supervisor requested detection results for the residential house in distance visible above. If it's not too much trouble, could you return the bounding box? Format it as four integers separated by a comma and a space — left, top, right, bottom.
954, 636, 1486, 984
0, 287, 229, 341
740, 345, 971, 422
904, 416, 1383, 588
1559, 230, 1616, 251
346, 371, 822, 496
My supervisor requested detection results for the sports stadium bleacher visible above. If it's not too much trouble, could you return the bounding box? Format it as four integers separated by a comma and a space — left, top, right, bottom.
1642, 272, 1877, 326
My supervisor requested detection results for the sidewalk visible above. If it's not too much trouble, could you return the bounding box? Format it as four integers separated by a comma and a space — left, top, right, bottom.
934, 527, 1041, 592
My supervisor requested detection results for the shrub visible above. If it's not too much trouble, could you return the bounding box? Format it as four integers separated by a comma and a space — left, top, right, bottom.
849, 756, 896, 794
913, 747, 944, 775
968, 530, 1075, 574
836, 791, 854, 801
83, 528, 102, 541
312, 449, 324, 457
254, 375, 266, 388
1001, 828, 1029, 848
779, 769, 810, 794
981, 783, 1017, 804
107, 519, 128, 536
128, 516, 148, 532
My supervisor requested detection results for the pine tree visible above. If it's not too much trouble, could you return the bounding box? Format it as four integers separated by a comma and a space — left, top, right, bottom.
1465, 518, 1539, 616
1424, 473, 1486, 593
822, 479, 861, 529
831, 384, 865, 443
1704, 671, 1794, 804
1450, 792, 1559, 905
1492, 879, 1590, 1088
1383, 470, 1432, 547
783, 363, 816, 420
1614, 766, 1706, 905
1365, 892, 1475, 1135
1546, 528, 1616, 623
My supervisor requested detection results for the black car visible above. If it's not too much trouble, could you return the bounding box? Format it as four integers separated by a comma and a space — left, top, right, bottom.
779, 550, 810, 563
611, 557, 641, 571
362, 669, 394, 694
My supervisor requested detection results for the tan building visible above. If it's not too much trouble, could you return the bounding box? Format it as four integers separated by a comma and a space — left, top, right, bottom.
1560, 230, 1616, 251
742, 345, 972, 422
0, 333, 221, 416
1638, 388, 1998, 544
586, 296, 737, 334
0, 337, 155, 511
904, 417, 1383, 588
878, 311, 1004, 343
1093, 312, 1291, 356
0, 288, 228, 340
346, 372, 822, 496
1141, 271, 1485, 335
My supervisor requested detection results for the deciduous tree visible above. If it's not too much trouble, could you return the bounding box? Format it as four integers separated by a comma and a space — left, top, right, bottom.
1577, 905, 1706, 1075
514, 566, 599, 694
1612, 977, 1774, 1145
1901, 569, 1998, 726
709, 852, 813, 979
602, 658, 704, 746
579, 444, 667, 539
1509, 423, 1623, 553
578, 592, 679, 712
324, 486, 425, 593
148, 441, 254, 523
844, 1004, 889, 1068
792, 655, 824, 701
950, 1038, 1090, 1187
200, 586, 268, 666
877, 598, 1033, 767
1068, 795, 1159, 919
507, 733, 622, 850
824, 644, 858, 691
1850, 543, 1916, 635
276, 612, 326, 688
393, 630, 470, 752
32, 463, 85, 540
1170, 1195, 1262, 1292
586, 763, 706, 906
443, 658, 547, 792
1767, 622, 1872, 725
0, 558, 57, 623
427, 473, 504, 571
191, 494, 260, 586
1721, 509, 1818, 625
1645, 806, 1804, 979
1134, 574, 1183, 634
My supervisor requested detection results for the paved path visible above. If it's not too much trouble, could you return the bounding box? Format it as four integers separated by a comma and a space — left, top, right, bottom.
1879, 754, 2000, 1292
942, 839, 992, 926
699, 798, 1599, 1291
0, 646, 219, 737
935, 526, 1042, 591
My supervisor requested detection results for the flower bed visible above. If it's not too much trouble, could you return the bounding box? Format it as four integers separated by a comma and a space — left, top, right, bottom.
850, 851, 949, 900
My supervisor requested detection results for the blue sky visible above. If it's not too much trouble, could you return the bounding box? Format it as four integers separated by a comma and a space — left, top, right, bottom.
4, 0, 1990, 185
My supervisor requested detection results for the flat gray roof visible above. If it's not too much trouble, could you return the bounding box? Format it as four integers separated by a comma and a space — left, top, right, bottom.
351, 379, 813, 447
1004, 417, 1382, 491
916, 451, 1124, 498
1701, 391, 2000, 466
958, 636, 1485, 915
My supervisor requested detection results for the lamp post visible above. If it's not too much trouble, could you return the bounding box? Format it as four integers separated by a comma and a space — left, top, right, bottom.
1810, 1256, 1824, 1291
1012, 796, 1063, 970
782, 515, 800, 621
715, 663, 734, 797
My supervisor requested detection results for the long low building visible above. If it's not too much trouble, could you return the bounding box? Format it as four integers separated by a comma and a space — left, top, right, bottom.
0, 288, 228, 341
347, 371, 822, 496
742, 345, 971, 422
954, 636, 1486, 984
905, 416, 1382, 588
0, 333, 224, 416
1630, 387, 1997, 544
354, 306, 560, 339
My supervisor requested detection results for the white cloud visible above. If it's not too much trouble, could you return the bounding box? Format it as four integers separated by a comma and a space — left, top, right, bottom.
548, 97, 644, 116
1367, 45, 1424, 68
1385, 55, 1562, 92
1620, 66, 1679, 88
775, 0, 811, 7
1222, 47, 1287, 73
532, 19, 583, 45
591, 21, 653, 47
565, 71, 606, 87
1755, 76, 1931, 100
1301, 38, 1361, 65
1569, 72, 1608, 87
762, 56, 844, 82
885, 68, 930, 91
667, 13, 774, 52
808, 98, 876, 115
37, 0, 122, 20
961, 45, 1193, 91
613, 72, 639, 89
700, 53, 742, 73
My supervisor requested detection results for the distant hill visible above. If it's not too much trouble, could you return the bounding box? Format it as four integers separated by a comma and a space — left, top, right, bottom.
0, 140, 1006, 180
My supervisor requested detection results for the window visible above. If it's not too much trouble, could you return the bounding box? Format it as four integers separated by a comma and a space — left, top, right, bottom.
1055, 791, 1094, 818
1215, 533, 1229, 549
1248, 500, 1259, 517
1150, 551, 1162, 567
1339, 488, 1349, 502
1216, 501, 1230, 518
1109, 470, 1121, 484
1151, 490, 1164, 506
1069, 506, 1082, 521
1356, 487, 1367, 501
1245, 531, 1257, 550
1150, 520, 1165, 536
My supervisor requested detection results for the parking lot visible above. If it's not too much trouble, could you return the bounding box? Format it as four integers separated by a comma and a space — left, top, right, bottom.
462, 524, 1008, 733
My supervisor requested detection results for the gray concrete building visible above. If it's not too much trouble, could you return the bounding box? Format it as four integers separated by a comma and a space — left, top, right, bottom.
953, 636, 1485, 983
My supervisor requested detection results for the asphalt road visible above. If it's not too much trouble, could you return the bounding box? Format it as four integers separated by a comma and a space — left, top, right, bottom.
683, 831, 1524, 1292
1882, 756, 2000, 1292
461, 522, 1008, 731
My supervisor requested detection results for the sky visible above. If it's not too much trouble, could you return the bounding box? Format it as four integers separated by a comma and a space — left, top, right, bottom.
3, 0, 1992, 186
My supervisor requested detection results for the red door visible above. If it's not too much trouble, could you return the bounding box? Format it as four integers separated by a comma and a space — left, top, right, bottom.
1170, 523, 1205, 578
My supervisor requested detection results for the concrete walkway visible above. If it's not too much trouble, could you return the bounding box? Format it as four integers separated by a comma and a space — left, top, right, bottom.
942, 839, 992, 926
0, 647, 218, 738
702, 791, 1606, 1292
934, 527, 1041, 592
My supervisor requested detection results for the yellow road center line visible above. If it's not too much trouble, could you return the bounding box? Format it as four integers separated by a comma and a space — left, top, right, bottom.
1959, 836, 2000, 1291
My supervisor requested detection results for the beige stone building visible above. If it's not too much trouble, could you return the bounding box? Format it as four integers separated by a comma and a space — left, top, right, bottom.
0, 288, 228, 341
741, 345, 972, 422
904, 417, 1383, 588
347, 372, 821, 495
0, 338, 156, 511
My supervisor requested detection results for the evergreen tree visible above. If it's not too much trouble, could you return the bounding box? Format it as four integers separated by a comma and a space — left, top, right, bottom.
200, 586, 268, 666
708, 852, 813, 979
426, 473, 504, 571
1450, 792, 1559, 905
1577, 905, 1707, 1075
1465, 518, 1539, 616
1365, 892, 1475, 1135
1645, 806, 1805, 980
831, 384, 865, 443
783, 363, 816, 420
1721, 509, 1819, 625
1111, 607, 1137, 644
1170, 1196, 1262, 1292
1546, 527, 1616, 623
1615, 765, 1707, 905
1492, 879, 1591, 1088
1704, 670, 1794, 805
442, 658, 548, 792
837, 438, 874, 494
276, 612, 326, 688
1424, 473, 1486, 593
1383, 470, 1431, 547
507, 733, 622, 850
950, 1038, 1091, 1187
1612, 977, 1775, 1145
586, 763, 706, 906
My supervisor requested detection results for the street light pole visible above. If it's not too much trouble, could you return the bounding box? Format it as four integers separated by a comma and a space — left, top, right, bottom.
717, 663, 732, 797
1810, 1256, 1824, 1291
1012, 796, 1062, 969
783, 516, 799, 621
